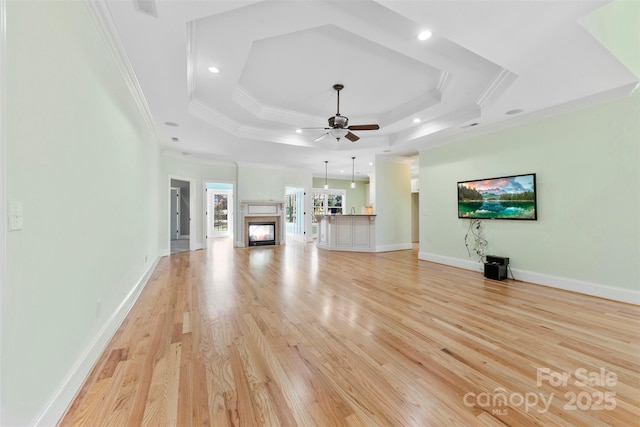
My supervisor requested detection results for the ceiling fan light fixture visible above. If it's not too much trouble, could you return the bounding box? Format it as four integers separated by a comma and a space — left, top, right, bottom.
329, 128, 349, 140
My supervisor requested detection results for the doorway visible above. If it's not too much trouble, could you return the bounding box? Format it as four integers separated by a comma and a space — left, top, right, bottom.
169, 178, 193, 254
205, 182, 234, 240
285, 187, 305, 242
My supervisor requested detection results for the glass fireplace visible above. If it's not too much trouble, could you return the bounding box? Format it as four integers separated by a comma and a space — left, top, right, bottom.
248, 222, 276, 246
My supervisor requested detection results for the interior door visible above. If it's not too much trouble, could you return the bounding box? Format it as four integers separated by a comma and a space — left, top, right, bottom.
170, 187, 180, 240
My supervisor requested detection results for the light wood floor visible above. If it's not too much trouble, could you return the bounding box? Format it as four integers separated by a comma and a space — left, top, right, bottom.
59, 238, 639, 426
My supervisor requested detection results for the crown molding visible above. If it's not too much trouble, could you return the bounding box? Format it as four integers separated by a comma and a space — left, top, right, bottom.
83, 1, 161, 146
232, 85, 324, 126
378, 87, 442, 128
186, 20, 197, 102
188, 97, 239, 134
477, 68, 519, 108
420, 81, 639, 152
162, 150, 238, 167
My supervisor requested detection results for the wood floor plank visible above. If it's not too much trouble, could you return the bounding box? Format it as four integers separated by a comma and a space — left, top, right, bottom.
59, 238, 640, 426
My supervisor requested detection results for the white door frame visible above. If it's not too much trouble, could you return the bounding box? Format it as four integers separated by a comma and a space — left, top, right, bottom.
0, 1, 6, 419
203, 180, 235, 242
170, 187, 180, 240
168, 176, 195, 253
285, 187, 305, 242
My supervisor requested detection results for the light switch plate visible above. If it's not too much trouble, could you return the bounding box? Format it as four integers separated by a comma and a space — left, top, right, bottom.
8, 201, 23, 231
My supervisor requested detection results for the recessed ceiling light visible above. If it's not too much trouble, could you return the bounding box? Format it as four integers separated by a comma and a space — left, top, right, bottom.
295, 129, 302, 134
165, 121, 179, 127
506, 109, 524, 115
417, 30, 432, 41
413, 118, 421, 124
369, 162, 373, 166
208, 66, 220, 74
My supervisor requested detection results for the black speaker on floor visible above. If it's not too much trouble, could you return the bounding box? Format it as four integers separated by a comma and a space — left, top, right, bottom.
484, 255, 509, 280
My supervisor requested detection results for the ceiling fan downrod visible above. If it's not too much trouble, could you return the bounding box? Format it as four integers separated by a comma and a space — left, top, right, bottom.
333, 84, 343, 116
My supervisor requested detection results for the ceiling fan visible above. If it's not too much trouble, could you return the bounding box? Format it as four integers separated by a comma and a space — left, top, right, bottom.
306, 84, 379, 142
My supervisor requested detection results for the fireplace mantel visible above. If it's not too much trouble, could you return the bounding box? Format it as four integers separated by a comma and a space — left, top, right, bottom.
241, 200, 284, 216
238, 200, 285, 247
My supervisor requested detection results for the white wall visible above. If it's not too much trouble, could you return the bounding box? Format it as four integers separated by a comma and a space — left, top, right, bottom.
161, 158, 313, 249
2, 2, 160, 425
161, 153, 237, 253
237, 164, 286, 202
373, 157, 412, 251
419, 91, 639, 303
237, 164, 312, 245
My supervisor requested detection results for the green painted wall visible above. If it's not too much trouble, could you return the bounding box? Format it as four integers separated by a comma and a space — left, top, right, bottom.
3, 2, 160, 424
580, 0, 640, 77
237, 165, 285, 202
311, 177, 368, 213
374, 158, 412, 249
419, 90, 639, 293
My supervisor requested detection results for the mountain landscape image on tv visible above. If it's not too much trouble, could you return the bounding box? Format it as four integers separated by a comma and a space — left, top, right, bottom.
458, 173, 537, 220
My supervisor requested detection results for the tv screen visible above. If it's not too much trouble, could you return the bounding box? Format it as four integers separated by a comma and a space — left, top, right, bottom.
458, 173, 537, 220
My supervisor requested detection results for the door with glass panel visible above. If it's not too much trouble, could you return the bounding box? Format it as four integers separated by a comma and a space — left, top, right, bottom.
285, 187, 305, 241
206, 184, 234, 238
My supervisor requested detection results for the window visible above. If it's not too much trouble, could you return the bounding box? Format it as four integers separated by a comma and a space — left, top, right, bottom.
213, 193, 228, 231
286, 193, 297, 224
312, 189, 346, 223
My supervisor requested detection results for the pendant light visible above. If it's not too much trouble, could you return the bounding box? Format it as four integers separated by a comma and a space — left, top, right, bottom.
350, 156, 356, 189
324, 160, 329, 190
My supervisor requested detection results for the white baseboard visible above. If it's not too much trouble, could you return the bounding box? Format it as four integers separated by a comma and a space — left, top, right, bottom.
33, 256, 161, 426
376, 243, 413, 252
418, 252, 639, 305
191, 241, 205, 251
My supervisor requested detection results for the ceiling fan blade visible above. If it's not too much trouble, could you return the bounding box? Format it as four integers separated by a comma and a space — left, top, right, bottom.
300, 127, 331, 130
348, 124, 379, 131
314, 133, 330, 142
345, 132, 359, 142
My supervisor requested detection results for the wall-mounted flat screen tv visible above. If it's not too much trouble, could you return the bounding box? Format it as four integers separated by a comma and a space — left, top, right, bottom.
458, 173, 537, 220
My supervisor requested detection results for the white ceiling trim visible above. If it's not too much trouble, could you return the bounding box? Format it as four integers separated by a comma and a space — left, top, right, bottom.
189, 97, 320, 148
393, 104, 482, 145
378, 87, 442, 130
232, 85, 325, 127
420, 81, 640, 152
477, 68, 519, 108
186, 20, 197, 102
188, 98, 238, 135
84, 0, 161, 145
